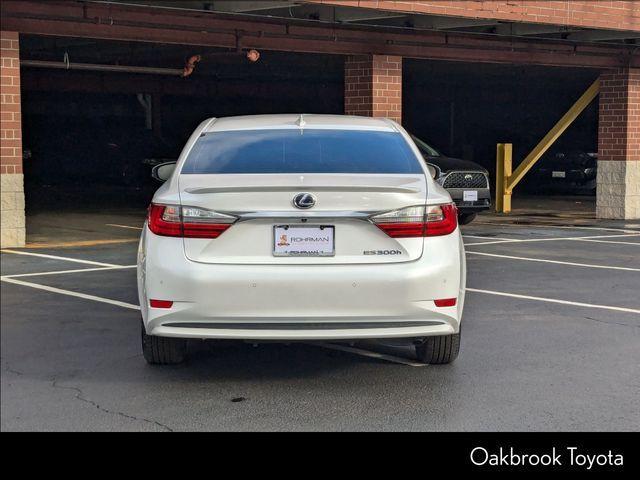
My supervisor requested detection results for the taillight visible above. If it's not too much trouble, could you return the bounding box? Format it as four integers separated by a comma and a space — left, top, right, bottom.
147, 204, 236, 238
425, 203, 458, 236
148, 204, 182, 237
181, 206, 237, 238
371, 203, 458, 238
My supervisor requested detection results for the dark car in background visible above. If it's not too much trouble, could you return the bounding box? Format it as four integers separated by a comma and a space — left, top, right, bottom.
527, 150, 597, 195
411, 135, 491, 225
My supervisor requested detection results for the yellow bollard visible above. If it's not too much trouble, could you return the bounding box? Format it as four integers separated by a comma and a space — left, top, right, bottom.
495, 144, 505, 213
503, 144, 512, 214
495, 143, 512, 214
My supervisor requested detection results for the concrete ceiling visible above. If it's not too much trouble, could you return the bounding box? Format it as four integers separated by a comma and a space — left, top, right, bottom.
109, 0, 639, 45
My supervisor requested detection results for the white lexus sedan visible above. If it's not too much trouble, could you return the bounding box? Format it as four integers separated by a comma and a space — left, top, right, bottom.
137, 114, 466, 365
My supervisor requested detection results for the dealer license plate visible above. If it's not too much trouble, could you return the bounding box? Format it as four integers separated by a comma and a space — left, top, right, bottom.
273, 225, 335, 257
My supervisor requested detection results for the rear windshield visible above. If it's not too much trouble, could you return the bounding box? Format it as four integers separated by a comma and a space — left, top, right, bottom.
181, 129, 423, 174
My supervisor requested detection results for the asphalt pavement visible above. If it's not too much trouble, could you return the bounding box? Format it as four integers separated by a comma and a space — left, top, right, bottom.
1, 216, 639, 431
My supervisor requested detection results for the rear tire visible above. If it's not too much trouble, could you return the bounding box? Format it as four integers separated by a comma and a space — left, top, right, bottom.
141, 320, 186, 365
458, 213, 477, 225
415, 332, 460, 364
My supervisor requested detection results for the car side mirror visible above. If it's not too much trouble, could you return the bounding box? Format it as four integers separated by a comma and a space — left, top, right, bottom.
151, 162, 176, 182
426, 164, 438, 179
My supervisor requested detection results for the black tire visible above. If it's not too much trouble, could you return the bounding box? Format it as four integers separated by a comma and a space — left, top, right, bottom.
458, 213, 477, 225
141, 320, 186, 365
415, 332, 460, 364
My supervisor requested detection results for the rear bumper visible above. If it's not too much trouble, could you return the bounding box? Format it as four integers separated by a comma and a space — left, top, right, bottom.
151, 323, 456, 341
447, 188, 491, 213
456, 202, 491, 214
138, 228, 465, 340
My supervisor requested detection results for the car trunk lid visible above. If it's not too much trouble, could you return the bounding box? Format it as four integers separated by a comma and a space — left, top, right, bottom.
178, 173, 427, 264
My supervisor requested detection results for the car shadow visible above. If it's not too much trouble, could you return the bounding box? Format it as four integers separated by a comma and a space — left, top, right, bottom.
159, 340, 417, 381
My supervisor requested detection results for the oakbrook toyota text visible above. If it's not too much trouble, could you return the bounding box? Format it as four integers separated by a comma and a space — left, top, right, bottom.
470, 447, 624, 470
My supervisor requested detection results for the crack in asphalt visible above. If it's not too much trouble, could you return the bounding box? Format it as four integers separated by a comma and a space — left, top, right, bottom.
3, 366, 24, 376
583, 316, 640, 328
1, 358, 24, 376
51, 378, 174, 432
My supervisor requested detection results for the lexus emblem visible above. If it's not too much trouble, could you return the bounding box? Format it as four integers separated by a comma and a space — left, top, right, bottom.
293, 193, 316, 209
464, 174, 473, 180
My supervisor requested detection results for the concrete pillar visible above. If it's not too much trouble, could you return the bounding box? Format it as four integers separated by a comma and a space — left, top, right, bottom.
1, 31, 25, 247
597, 67, 640, 220
344, 54, 402, 124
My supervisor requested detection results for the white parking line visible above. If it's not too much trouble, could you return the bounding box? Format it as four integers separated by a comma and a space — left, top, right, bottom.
466, 250, 640, 271
465, 241, 520, 246
0, 249, 120, 267
106, 224, 144, 231
312, 342, 428, 367
467, 288, 640, 315
473, 222, 639, 234
0, 277, 141, 310
463, 233, 640, 246
462, 234, 518, 242
2, 265, 137, 279
573, 238, 640, 246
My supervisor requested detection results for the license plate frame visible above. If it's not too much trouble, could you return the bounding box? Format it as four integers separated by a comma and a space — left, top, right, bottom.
552, 171, 566, 178
463, 190, 478, 202
273, 225, 335, 257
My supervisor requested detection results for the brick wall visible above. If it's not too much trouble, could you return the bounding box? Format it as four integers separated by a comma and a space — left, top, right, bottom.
344, 54, 402, 123
1, 32, 21, 175
599, 68, 640, 162
1, 31, 25, 247
310, 1, 640, 32
596, 67, 640, 219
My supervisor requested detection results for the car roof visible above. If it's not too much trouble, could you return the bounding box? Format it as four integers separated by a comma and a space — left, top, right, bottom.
203, 114, 399, 133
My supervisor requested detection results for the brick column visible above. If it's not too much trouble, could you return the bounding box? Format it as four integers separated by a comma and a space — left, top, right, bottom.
344, 55, 402, 124
1, 31, 25, 247
597, 67, 640, 220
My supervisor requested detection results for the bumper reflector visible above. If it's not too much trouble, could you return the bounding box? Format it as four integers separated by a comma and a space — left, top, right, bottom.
150, 299, 173, 309
434, 298, 457, 307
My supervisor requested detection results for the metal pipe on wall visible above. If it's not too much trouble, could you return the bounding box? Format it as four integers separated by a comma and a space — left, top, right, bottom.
20, 59, 184, 76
